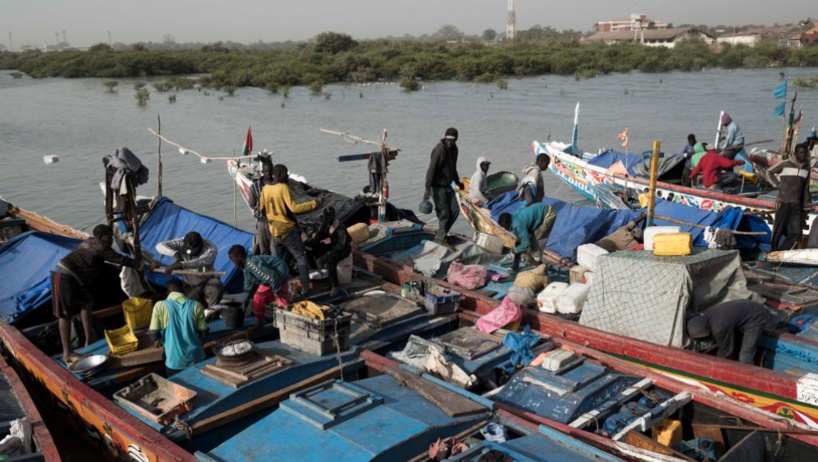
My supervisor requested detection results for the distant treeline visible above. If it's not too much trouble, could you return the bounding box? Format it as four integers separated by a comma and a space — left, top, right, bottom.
2, 32, 818, 92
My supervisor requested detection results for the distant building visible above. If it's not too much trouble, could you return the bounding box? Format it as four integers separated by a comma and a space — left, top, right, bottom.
594, 14, 668, 33
717, 32, 761, 47
801, 26, 818, 46
778, 34, 803, 48
583, 28, 714, 48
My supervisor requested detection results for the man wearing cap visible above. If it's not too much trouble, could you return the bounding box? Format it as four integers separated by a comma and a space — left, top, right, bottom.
425, 128, 464, 243
718, 113, 745, 161
470, 156, 493, 206
686, 299, 771, 364
157, 231, 223, 307
52, 224, 144, 363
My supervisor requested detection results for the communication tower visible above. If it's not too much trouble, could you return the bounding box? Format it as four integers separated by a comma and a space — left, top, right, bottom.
506, 0, 516, 41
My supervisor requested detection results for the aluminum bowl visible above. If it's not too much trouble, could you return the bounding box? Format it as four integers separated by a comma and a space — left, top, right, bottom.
69, 354, 109, 376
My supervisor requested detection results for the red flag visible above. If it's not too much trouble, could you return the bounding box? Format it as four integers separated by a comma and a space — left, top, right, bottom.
242, 126, 253, 156
616, 128, 629, 148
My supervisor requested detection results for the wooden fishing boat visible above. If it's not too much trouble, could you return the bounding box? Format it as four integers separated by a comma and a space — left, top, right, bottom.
376, 317, 818, 460
0, 350, 61, 461
766, 249, 818, 266
352, 247, 818, 430
537, 140, 818, 232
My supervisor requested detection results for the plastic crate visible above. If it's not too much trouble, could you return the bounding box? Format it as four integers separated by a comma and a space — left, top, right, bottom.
272, 307, 352, 356
123, 297, 153, 330
105, 325, 139, 355
423, 283, 461, 316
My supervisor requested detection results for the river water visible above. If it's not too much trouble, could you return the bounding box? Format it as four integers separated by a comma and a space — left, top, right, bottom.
1, 68, 818, 235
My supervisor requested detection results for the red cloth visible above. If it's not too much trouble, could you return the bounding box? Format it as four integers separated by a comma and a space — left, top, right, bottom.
689, 151, 743, 187
252, 284, 289, 321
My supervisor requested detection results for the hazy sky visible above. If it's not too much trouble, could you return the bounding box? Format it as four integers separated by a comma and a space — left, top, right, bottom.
3, 1, 815, 48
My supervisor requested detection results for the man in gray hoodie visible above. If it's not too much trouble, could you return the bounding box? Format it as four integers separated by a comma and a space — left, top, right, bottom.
469, 157, 493, 206
517, 154, 550, 206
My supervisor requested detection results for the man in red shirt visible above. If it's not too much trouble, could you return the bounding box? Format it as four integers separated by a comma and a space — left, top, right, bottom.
689, 149, 743, 189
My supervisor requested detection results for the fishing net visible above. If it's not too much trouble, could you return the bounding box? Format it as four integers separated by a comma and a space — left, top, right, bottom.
579, 249, 756, 347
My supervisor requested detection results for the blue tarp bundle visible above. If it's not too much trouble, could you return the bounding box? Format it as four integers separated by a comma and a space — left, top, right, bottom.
139, 198, 253, 294
586, 150, 645, 176
485, 191, 770, 259
0, 232, 81, 323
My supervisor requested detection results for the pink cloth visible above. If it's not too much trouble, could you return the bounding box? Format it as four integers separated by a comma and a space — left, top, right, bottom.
447, 261, 488, 290
477, 296, 523, 334
252, 284, 289, 321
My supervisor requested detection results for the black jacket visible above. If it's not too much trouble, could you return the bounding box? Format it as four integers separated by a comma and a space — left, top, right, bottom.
425, 141, 460, 189
702, 300, 770, 360
305, 221, 352, 260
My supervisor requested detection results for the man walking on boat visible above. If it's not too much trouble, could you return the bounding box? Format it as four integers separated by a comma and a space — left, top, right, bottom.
686, 299, 771, 365
497, 203, 557, 270
767, 143, 810, 251
52, 224, 143, 363
261, 164, 319, 297
425, 128, 464, 244
149, 278, 208, 375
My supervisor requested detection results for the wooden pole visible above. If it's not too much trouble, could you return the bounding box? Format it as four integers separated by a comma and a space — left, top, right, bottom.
156, 114, 163, 197
646, 140, 661, 227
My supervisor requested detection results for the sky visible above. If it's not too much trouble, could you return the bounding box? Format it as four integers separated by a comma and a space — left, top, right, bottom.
2, 0, 816, 49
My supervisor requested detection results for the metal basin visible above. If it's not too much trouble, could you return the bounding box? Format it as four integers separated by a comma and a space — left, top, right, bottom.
69, 354, 109, 376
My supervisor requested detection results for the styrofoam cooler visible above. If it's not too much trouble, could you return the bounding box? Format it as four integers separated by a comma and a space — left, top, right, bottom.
569, 265, 589, 284
644, 226, 681, 250
537, 281, 569, 313
556, 283, 590, 314
576, 244, 608, 272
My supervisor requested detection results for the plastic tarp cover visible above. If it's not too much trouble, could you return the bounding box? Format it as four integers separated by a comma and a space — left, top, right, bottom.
486, 192, 770, 259
139, 198, 252, 294
586, 150, 645, 176
392, 239, 512, 279
579, 249, 759, 347
0, 232, 80, 323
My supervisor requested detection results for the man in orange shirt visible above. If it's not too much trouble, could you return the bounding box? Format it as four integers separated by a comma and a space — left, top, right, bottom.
689, 149, 743, 189
260, 164, 320, 297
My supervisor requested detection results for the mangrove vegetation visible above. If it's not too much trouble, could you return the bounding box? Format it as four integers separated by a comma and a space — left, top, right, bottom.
2, 31, 818, 94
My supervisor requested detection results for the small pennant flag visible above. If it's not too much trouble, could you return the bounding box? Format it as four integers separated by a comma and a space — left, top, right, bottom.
616, 128, 629, 148
773, 82, 787, 99
772, 102, 786, 118
242, 126, 253, 156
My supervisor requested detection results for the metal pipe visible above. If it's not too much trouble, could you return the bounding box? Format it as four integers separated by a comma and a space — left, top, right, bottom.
645, 140, 661, 227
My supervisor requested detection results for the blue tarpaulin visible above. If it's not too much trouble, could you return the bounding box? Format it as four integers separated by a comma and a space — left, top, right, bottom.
586, 150, 645, 175
485, 191, 770, 259
0, 232, 81, 323
139, 198, 253, 294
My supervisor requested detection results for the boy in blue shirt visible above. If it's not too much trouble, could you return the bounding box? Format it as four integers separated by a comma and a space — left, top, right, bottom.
149, 278, 208, 376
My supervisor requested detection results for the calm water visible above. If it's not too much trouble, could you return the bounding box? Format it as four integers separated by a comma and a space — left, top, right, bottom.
2, 68, 818, 235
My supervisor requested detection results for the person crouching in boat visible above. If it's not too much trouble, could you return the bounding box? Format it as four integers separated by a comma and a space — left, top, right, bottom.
228, 245, 289, 334
766, 143, 810, 251
52, 224, 145, 364
689, 149, 743, 190
149, 278, 208, 376
686, 299, 771, 365
157, 231, 224, 308
469, 156, 494, 206
517, 154, 550, 206
303, 207, 352, 298
498, 203, 557, 271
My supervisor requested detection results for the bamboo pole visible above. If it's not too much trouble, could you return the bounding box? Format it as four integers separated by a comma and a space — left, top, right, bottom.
653, 215, 769, 236
645, 141, 661, 227
156, 114, 163, 197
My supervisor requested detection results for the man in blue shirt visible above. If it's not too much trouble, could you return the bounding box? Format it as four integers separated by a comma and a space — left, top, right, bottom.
149, 278, 208, 376
228, 245, 290, 331
498, 203, 556, 270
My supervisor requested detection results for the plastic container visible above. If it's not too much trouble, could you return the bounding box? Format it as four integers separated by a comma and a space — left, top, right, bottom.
653, 232, 692, 256
113, 373, 197, 425
584, 272, 596, 286
556, 283, 590, 315
643, 226, 681, 251
336, 254, 353, 285
569, 265, 590, 284
540, 349, 577, 372
576, 244, 608, 272
122, 297, 153, 330
423, 283, 461, 315
475, 232, 505, 254
651, 419, 682, 448
104, 325, 139, 355
348, 223, 372, 245
272, 307, 352, 356
537, 282, 569, 313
